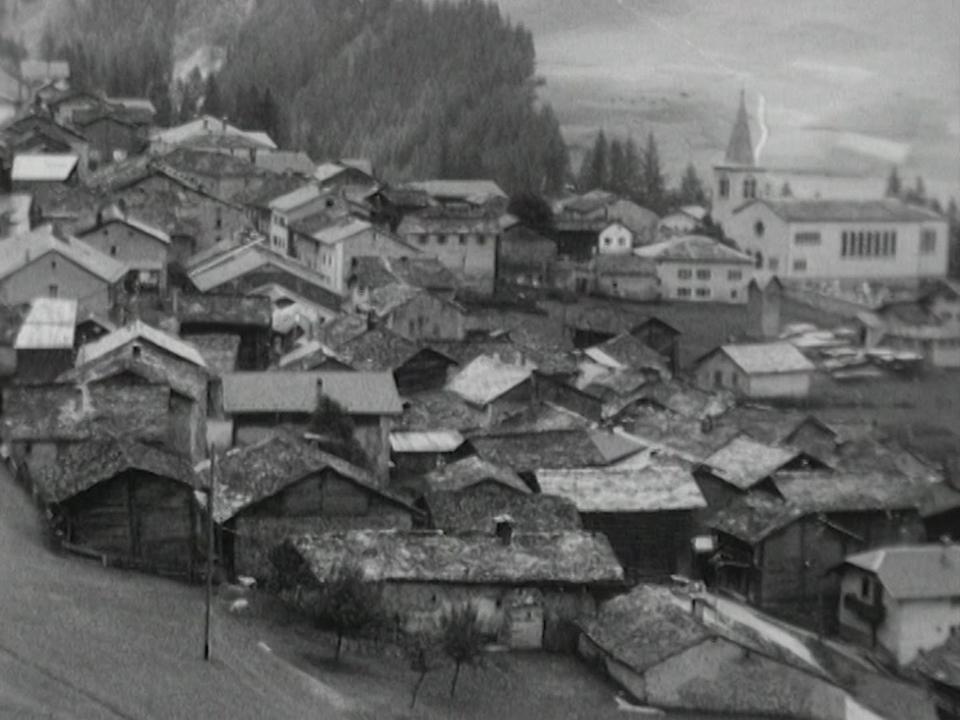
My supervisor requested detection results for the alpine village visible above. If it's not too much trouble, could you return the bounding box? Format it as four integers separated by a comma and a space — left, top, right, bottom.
0, 3, 959, 719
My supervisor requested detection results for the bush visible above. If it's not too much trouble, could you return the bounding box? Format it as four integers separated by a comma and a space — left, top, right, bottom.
441, 604, 485, 698
311, 564, 384, 662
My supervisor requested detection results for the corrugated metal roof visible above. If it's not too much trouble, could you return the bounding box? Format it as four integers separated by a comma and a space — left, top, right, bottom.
14, 298, 77, 349
76, 320, 207, 368
535, 461, 706, 512
389, 430, 465, 453
11, 154, 78, 181
221, 371, 403, 415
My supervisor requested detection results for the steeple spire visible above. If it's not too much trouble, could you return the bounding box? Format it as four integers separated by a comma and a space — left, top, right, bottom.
725, 89, 755, 167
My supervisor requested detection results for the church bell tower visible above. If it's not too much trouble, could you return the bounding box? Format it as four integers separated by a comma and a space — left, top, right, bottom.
712, 90, 767, 231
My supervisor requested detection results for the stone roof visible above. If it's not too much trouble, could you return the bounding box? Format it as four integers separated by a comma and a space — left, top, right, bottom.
176, 294, 273, 328
395, 389, 489, 432
221, 371, 403, 415
708, 493, 806, 543
736, 198, 943, 224
423, 455, 529, 495
0, 225, 127, 284
703, 342, 816, 375
701, 436, 803, 490
37, 438, 197, 504
584, 332, 669, 375
182, 333, 240, 377
335, 326, 420, 372
425, 487, 581, 533
75, 320, 207, 369
535, 461, 706, 513
159, 147, 270, 179
446, 354, 534, 407
252, 151, 315, 176
349, 255, 458, 293
772, 470, 935, 513
197, 431, 409, 523
844, 545, 960, 601
401, 179, 506, 204
282, 529, 624, 586
470, 429, 643, 473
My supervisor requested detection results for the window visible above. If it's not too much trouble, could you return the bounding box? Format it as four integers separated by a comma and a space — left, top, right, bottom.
110, 246, 117, 257
860, 576, 870, 599
408, 320, 416, 335
677, 287, 691, 298
754, 221, 765, 237
841, 229, 897, 258
696, 269, 711, 280
50, 259, 57, 269
730, 289, 738, 299
794, 232, 821, 245
476, 235, 487, 246
768, 258, 779, 270
48, 284, 58, 297
459, 235, 468, 245
793, 259, 807, 272
604, 237, 613, 246
618, 237, 627, 247
714, 370, 723, 387
719, 176, 730, 198
727, 269, 742, 281
677, 268, 692, 279
695, 287, 711, 298
743, 177, 757, 199
418, 234, 428, 245
921, 229, 937, 254
437, 235, 447, 245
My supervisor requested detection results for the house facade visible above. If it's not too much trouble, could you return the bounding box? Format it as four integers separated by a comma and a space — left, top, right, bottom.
695, 342, 816, 399
76, 211, 170, 291
635, 235, 753, 303
597, 222, 634, 255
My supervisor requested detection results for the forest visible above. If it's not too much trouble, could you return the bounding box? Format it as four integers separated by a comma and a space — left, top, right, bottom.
45, 0, 570, 195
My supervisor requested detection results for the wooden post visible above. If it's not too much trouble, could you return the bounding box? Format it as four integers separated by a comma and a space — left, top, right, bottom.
204, 446, 216, 661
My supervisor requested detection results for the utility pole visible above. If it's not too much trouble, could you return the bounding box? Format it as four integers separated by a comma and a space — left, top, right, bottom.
204, 446, 216, 661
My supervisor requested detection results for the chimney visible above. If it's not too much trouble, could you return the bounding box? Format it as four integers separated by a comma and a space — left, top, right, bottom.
494, 515, 514, 545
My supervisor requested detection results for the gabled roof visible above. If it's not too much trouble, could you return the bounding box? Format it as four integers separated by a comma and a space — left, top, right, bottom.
844, 545, 960, 601
221, 371, 403, 415
701, 435, 803, 490
535, 460, 706, 513
269, 184, 322, 212
150, 115, 276, 149
77, 207, 171, 245
283, 529, 624, 585
734, 198, 943, 224
708, 493, 806, 543
309, 218, 373, 246
14, 298, 77, 349
395, 389, 489, 432
585, 332, 669, 375
447, 354, 534, 407
334, 326, 420, 371
401, 179, 506, 204
11, 153, 78, 181
422, 455, 529, 494
0, 225, 127, 284
425, 488, 581, 533
724, 90, 755, 167
633, 235, 752, 264
389, 430, 465, 454
701, 342, 815, 375
470, 429, 644, 473
36, 438, 197, 503
198, 431, 410, 523
772, 470, 933, 513
176, 294, 273, 328
75, 320, 207, 369
253, 150, 315, 176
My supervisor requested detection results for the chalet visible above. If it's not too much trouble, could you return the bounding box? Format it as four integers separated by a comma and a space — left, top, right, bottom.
272, 528, 624, 648
583, 332, 670, 377
563, 305, 681, 363
175, 294, 273, 371
597, 221, 635, 255
536, 367, 653, 424
185, 240, 342, 327
577, 585, 852, 719
837, 545, 960, 666
389, 430, 471, 482
201, 432, 416, 580
694, 435, 822, 509
551, 192, 658, 260
13, 297, 77, 382
915, 633, 960, 719
397, 208, 501, 294
634, 234, 753, 304
71, 106, 147, 166
0, 225, 126, 315
62, 321, 210, 461
535, 459, 706, 580
35, 438, 200, 577
498, 225, 557, 288
694, 342, 816, 399
334, 326, 457, 393
446, 354, 535, 423
219, 370, 403, 480
2, 381, 170, 480
75, 208, 171, 291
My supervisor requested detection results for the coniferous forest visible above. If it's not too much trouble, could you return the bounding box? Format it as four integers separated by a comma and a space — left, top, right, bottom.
48, 0, 570, 195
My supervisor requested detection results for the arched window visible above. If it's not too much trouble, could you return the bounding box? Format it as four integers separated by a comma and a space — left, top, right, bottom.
743, 177, 757, 199
754, 220, 765, 238
754, 251, 764, 269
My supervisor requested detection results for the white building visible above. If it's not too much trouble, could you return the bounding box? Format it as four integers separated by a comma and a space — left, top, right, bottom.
267, 184, 327, 256
838, 545, 960, 666
726, 198, 948, 282
634, 234, 753, 303
597, 221, 634, 255
694, 341, 816, 399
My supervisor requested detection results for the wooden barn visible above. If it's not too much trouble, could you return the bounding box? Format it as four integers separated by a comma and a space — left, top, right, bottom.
36, 439, 200, 577
200, 432, 418, 580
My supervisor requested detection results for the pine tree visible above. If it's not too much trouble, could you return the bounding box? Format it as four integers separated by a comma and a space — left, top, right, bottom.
608, 139, 626, 195
623, 136, 640, 198
578, 130, 608, 192
678, 163, 707, 206
885, 166, 902, 198
641, 132, 666, 213
203, 73, 223, 118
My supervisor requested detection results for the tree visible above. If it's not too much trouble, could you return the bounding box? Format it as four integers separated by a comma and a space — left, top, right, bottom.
885, 166, 902, 198
403, 633, 443, 709
203, 73, 223, 118
930, 197, 943, 214
641, 132, 666, 214
578, 130, 608, 192
780, 182, 793, 198
310, 396, 368, 467
312, 564, 383, 663
623, 136, 640, 198
904, 176, 927, 206
178, 67, 204, 122
608, 139, 627, 195
508, 192, 553, 230
442, 604, 484, 698
678, 163, 707, 206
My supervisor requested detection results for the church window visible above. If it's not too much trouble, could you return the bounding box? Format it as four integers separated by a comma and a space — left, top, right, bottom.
754, 221, 764, 237
719, 176, 730, 199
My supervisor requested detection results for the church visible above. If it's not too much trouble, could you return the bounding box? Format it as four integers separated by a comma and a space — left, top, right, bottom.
712, 93, 949, 284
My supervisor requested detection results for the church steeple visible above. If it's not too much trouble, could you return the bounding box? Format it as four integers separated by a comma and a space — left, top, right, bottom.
725, 89, 755, 167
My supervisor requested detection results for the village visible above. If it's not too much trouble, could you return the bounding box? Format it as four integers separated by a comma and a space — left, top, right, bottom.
1, 55, 960, 720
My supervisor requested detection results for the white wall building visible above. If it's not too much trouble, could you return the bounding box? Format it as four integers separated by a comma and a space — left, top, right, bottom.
597, 222, 634, 255
634, 234, 753, 303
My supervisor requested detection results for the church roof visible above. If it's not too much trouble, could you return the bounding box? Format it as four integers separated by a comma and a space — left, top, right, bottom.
724, 91, 755, 167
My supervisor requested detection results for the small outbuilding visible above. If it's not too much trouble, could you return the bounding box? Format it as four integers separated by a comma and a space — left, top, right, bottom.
694, 341, 816, 399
